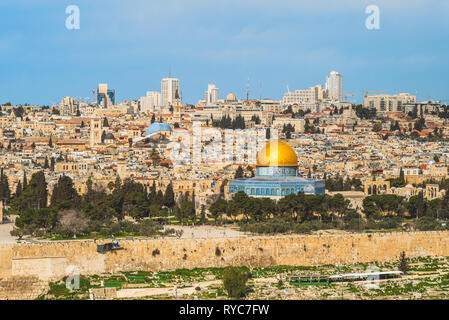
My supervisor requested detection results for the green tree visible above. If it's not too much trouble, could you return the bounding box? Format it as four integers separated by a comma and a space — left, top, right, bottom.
222, 266, 250, 298
50, 175, 79, 207
177, 201, 196, 223
23, 172, 28, 189
13, 106, 25, 118
50, 157, 55, 171
209, 198, 228, 224
235, 166, 244, 179
10, 171, 47, 211
122, 191, 150, 220
0, 168, 11, 204
149, 181, 157, 202
43, 156, 49, 169
199, 204, 207, 224
398, 251, 409, 274
163, 183, 175, 208
15, 180, 22, 198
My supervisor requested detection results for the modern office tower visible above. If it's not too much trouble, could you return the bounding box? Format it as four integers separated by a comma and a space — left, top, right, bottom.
205, 83, 219, 105
325, 71, 343, 102
97, 83, 116, 107
140, 91, 162, 113
161, 78, 180, 106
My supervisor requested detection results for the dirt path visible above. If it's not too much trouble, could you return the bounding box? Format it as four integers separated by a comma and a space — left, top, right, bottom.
0, 216, 16, 244
162, 225, 248, 239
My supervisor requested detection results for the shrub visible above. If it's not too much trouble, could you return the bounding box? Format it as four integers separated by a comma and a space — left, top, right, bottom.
222, 267, 250, 298
119, 220, 139, 233
241, 219, 291, 234
139, 219, 162, 236
416, 216, 443, 231
344, 218, 363, 231
292, 223, 312, 234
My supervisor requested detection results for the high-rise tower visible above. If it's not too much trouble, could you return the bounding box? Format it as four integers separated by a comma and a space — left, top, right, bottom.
325, 71, 343, 102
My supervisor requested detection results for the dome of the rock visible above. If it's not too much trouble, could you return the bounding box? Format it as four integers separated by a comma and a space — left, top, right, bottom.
256, 140, 298, 167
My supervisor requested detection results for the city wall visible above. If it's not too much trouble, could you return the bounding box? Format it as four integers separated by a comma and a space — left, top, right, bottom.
1, 231, 449, 298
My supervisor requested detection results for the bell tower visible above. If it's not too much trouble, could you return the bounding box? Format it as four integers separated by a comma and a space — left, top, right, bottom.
90, 118, 103, 148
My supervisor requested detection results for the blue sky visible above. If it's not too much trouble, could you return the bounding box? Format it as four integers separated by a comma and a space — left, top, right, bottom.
1, 0, 448, 105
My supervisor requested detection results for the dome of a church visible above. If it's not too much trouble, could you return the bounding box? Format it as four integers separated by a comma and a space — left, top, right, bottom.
145, 122, 172, 136
256, 140, 298, 167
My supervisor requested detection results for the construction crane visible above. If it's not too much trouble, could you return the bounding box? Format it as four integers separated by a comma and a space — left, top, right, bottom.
364, 90, 386, 98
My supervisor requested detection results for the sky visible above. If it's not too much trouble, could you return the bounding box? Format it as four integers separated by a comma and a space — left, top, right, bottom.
0, 0, 448, 105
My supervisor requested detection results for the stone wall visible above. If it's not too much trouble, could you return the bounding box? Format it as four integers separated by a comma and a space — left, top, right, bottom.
0, 276, 48, 300
1, 231, 449, 299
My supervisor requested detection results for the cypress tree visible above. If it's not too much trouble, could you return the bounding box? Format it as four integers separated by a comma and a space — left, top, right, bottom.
113, 175, 121, 193
0, 168, 11, 204
15, 180, 22, 198
50, 175, 79, 206
399, 251, 409, 274
34, 171, 48, 209
149, 181, 157, 202
163, 183, 175, 208
50, 157, 55, 171
44, 156, 49, 169
156, 190, 164, 205
23, 172, 28, 190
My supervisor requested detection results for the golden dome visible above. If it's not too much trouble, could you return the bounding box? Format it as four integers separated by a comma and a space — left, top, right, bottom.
256, 140, 298, 167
